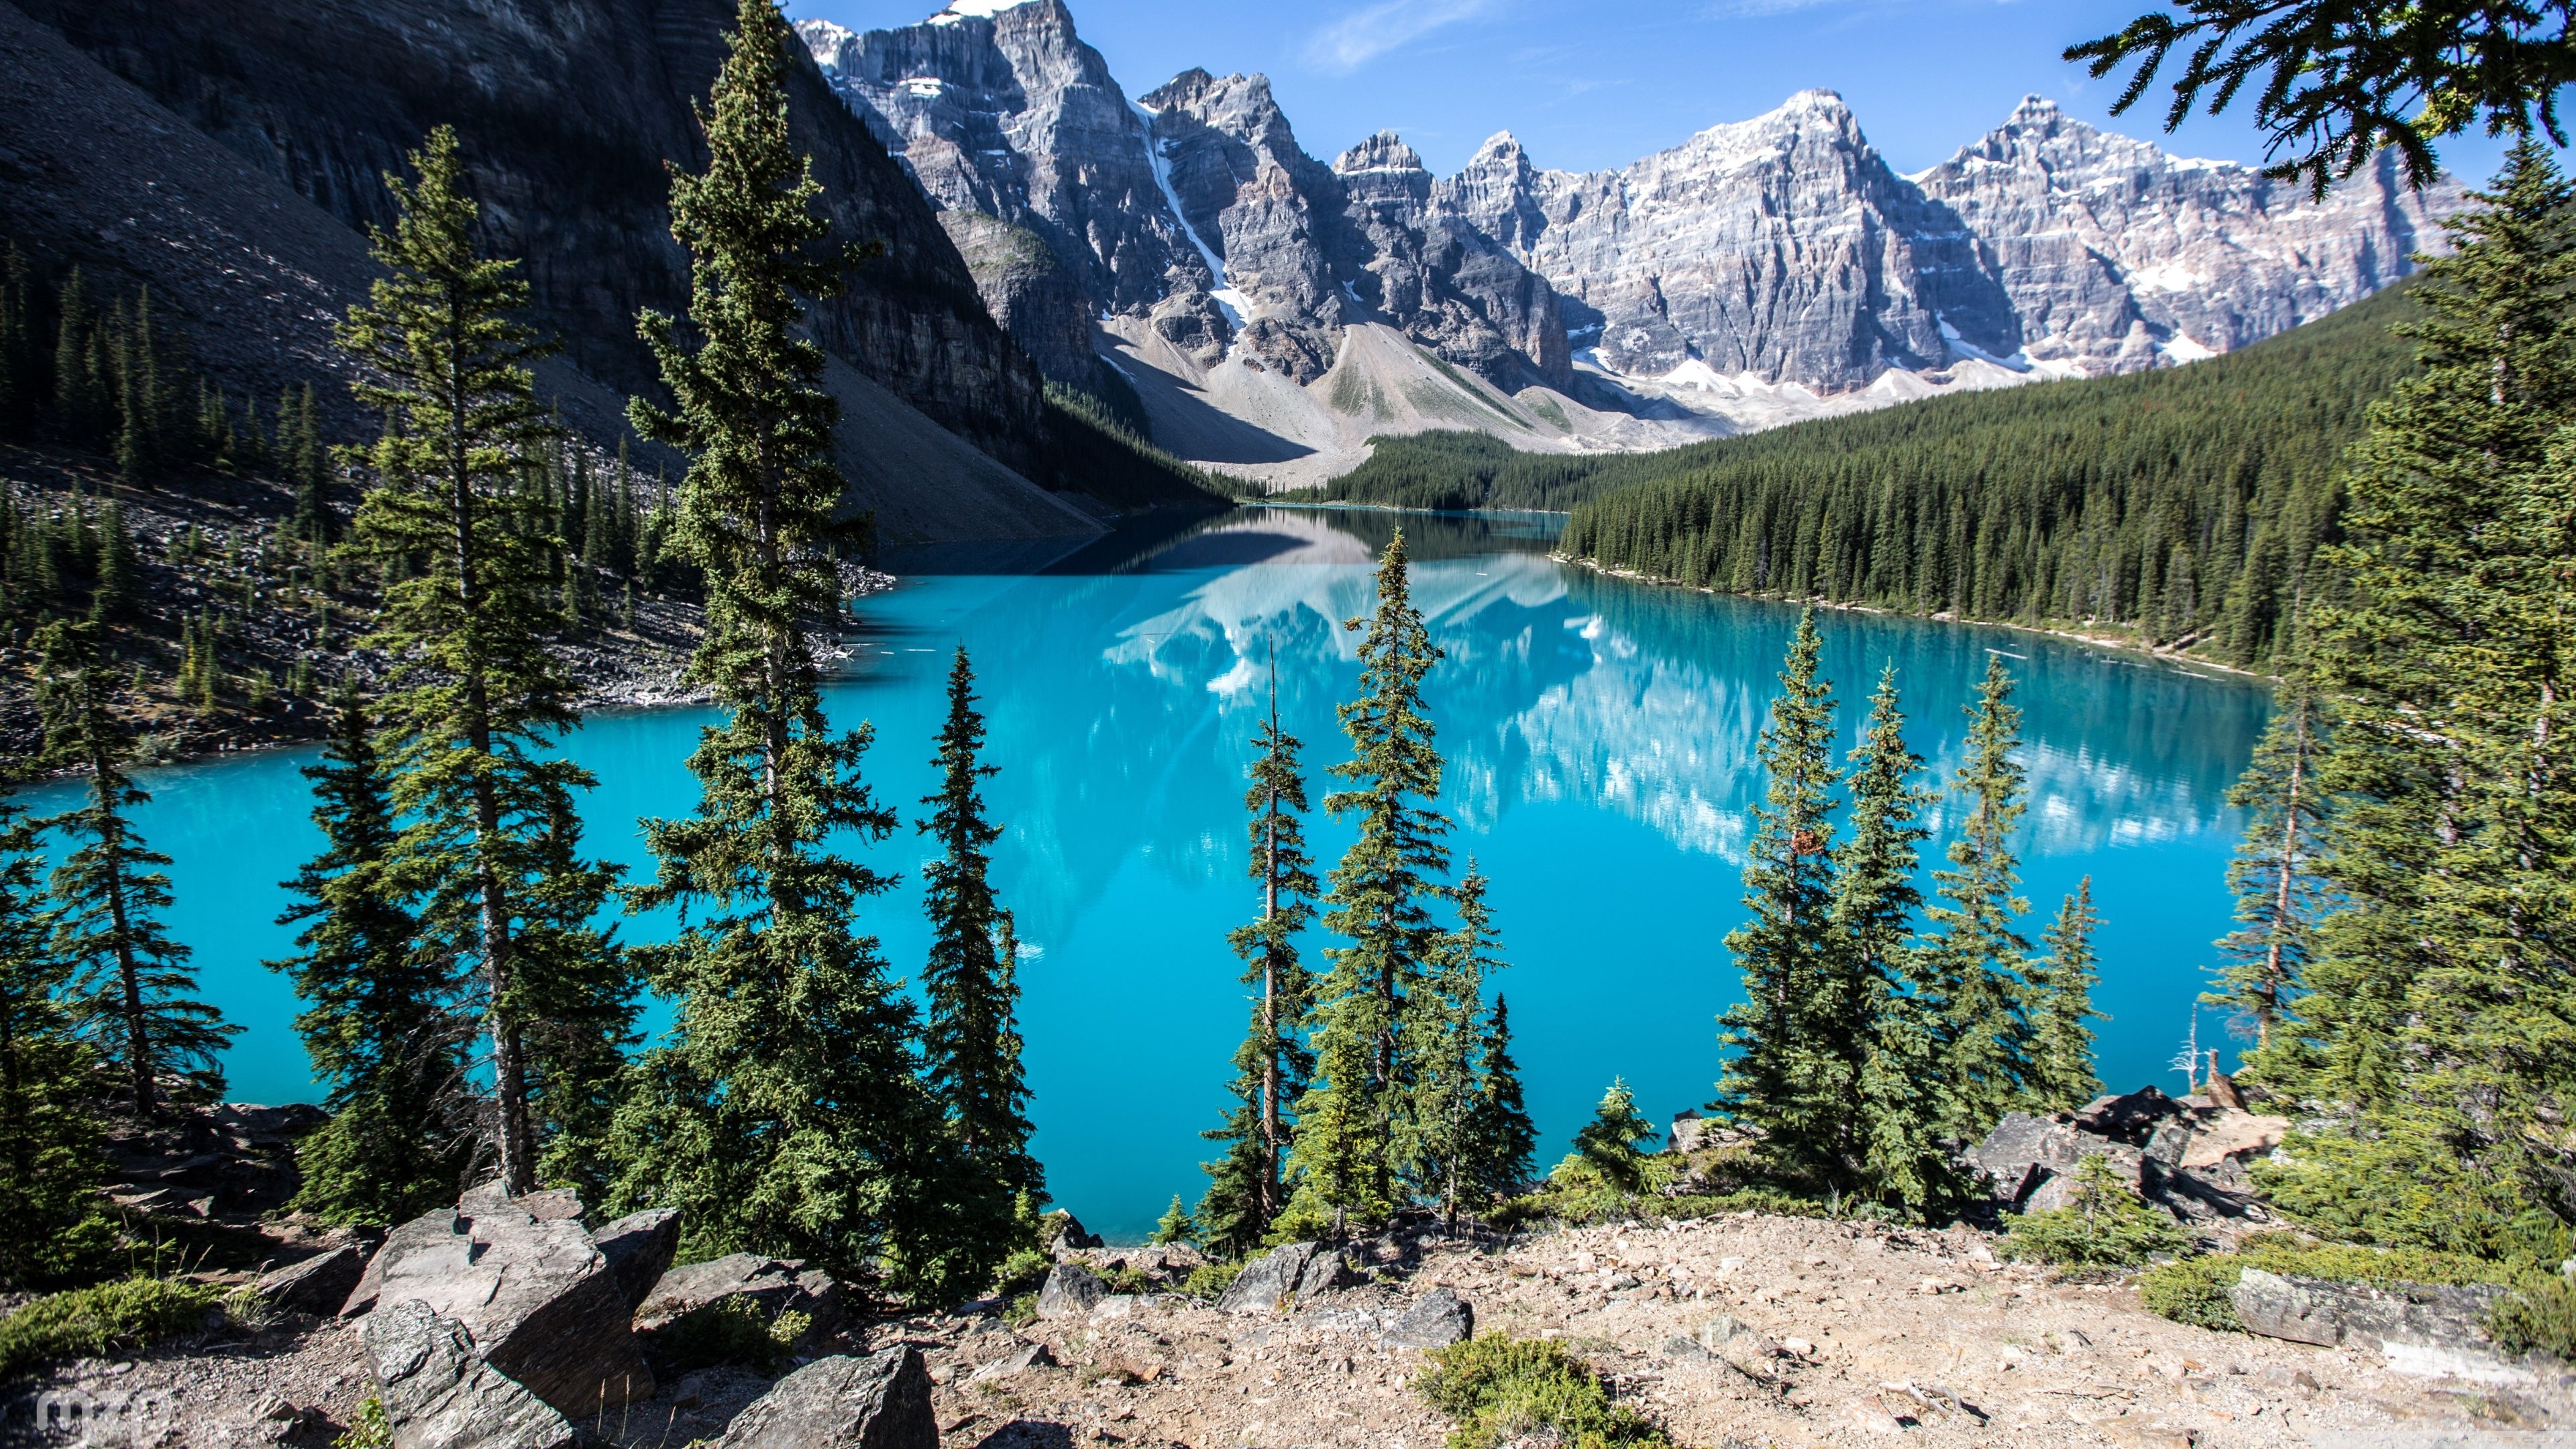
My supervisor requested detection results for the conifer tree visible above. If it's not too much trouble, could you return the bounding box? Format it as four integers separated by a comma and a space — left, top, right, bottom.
1925, 656, 2035, 1139
1465, 994, 1536, 1205
36, 623, 236, 1116
1199, 652, 1320, 1254
515, 790, 637, 1200
1834, 665, 1955, 1214
87, 502, 136, 627
1409, 861, 1509, 1227
1287, 532, 1448, 1236
918, 647, 1040, 1208
1151, 1195, 1195, 1246
273, 691, 466, 1225
337, 125, 612, 1193
608, 0, 949, 1296
1556, 1079, 1657, 1194
2026, 877, 2105, 1111
2261, 144, 2576, 1259
1711, 610, 1845, 1182
0, 769, 113, 1287
52, 269, 107, 446
0, 244, 39, 441
2210, 665, 2328, 1073
288, 385, 332, 548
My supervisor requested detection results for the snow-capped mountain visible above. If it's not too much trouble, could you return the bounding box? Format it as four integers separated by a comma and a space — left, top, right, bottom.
803, 0, 2461, 484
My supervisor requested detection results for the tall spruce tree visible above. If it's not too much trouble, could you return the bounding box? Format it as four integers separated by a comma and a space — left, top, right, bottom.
608, 0, 951, 1297
1924, 656, 2035, 1139
918, 647, 1040, 1215
2262, 144, 2576, 1260
1287, 532, 1448, 1237
36, 623, 236, 1116
1199, 651, 1319, 1255
1835, 665, 1955, 1214
2026, 877, 2106, 1111
1711, 610, 1846, 1185
337, 125, 614, 1193
0, 768, 113, 1287
2210, 666, 2327, 1071
273, 692, 467, 1224
1409, 861, 1508, 1227
1465, 994, 1536, 1205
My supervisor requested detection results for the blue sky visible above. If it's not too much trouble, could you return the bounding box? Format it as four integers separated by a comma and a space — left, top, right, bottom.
789, 0, 2524, 184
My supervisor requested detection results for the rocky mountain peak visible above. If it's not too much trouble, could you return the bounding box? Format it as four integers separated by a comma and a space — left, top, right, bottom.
1334, 130, 1426, 176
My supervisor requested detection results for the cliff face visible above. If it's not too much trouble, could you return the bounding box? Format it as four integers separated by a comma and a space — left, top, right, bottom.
19, 0, 1051, 473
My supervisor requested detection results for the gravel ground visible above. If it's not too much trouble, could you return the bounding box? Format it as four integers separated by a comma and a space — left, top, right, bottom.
18, 1212, 2566, 1448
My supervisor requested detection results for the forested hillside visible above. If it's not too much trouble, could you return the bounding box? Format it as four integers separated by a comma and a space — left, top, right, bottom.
1303, 284, 2420, 667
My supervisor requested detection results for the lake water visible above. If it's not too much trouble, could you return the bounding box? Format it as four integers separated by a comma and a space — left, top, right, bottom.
25, 506, 2270, 1239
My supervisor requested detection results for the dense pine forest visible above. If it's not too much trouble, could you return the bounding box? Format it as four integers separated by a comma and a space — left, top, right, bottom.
1301, 283, 2420, 669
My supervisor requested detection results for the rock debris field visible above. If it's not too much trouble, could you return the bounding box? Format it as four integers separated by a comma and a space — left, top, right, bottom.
13, 1192, 2570, 1449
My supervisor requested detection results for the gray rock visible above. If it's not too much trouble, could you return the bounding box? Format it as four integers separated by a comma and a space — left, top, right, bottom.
254, 1245, 364, 1316
1381, 1287, 1472, 1349
592, 1209, 681, 1313
341, 1210, 464, 1319
637, 1254, 844, 1344
968, 1341, 1055, 1383
1295, 1246, 1358, 1299
716, 1346, 936, 1449
2019, 1144, 2143, 1213
366, 1191, 655, 1415
1035, 1263, 1107, 1320
2232, 1269, 2510, 1357
1217, 1241, 1324, 1315
358, 1299, 578, 1449
2071, 1086, 2186, 1146
1967, 1112, 2088, 1206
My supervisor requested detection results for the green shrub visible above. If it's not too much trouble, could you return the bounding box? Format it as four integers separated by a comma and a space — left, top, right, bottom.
331, 1398, 392, 1449
1005, 1291, 1038, 1327
0, 1277, 222, 1379
2000, 1155, 2190, 1268
1490, 1184, 1829, 1232
1098, 1265, 1150, 1295
2491, 1277, 2576, 1361
990, 1247, 1049, 1298
2138, 1256, 2245, 1330
647, 1296, 809, 1375
1419, 1335, 1674, 1449
1181, 1260, 1242, 1300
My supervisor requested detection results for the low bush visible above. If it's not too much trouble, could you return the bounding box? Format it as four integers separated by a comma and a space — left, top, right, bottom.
331, 1397, 392, 1449
647, 1297, 809, 1376
1181, 1260, 1242, 1301
2491, 1277, 2576, 1362
989, 1247, 1049, 1298
1489, 1185, 1831, 1232
1418, 1334, 1674, 1449
2000, 1155, 2190, 1268
2137, 1256, 2244, 1330
0, 1277, 223, 1379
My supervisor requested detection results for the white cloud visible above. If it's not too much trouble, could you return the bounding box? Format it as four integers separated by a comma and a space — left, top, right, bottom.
1305, 0, 1498, 71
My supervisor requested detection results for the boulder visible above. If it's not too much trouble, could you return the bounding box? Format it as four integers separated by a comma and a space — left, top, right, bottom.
460, 1179, 585, 1223
365, 1192, 655, 1415
2231, 1268, 2524, 1382
716, 1346, 936, 1449
637, 1254, 845, 1346
1217, 1242, 1325, 1315
1381, 1287, 1473, 1349
2177, 1110, 2291, 1173
1042, 1211, 1102, 1252
254, 1245, 365, 1316
592, 1209, 682, 1313
358, 1298, 578, 1449
2071, 1086, 2186, 1146
968, 1341, 1055, 1383
1667, 1112, 1707, 1155
1966, 1112, 2087, 1205
343, 1210, 475, 1319
1034, 1263, 1106, 1321
2020, 1144, 2143, 1212
1296, 1246, 1358, 1299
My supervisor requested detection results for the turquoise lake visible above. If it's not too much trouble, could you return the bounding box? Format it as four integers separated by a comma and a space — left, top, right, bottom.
26, 506, 2270, 1239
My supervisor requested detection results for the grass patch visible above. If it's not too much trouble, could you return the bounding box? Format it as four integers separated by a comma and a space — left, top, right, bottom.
0, 1277, 223, 1379
1419, 1335, 1674, 1449
331, 1397, 392, 1449
1489, 1185, 1830, 1232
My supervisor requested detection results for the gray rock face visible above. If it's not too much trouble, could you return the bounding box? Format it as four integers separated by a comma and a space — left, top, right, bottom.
366, 1194, 655, 1415
1972, 1089, 2277, 1225
968, 1340, 1055, 1382
358, 1299, 578, 1449
1035, 1263, 1108, 1320
2231, 1269, 2529, 1381
1381, 1287, 1473, 1348
1911, 98, 2454, 376
717, 1346, 937, 1449
254, 1246, 365, 1317
1968, 1112, 2090, 1208
592, 1208, 682, 1314
1336, 131, 1570, 389
636, 1254, 846, 1344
